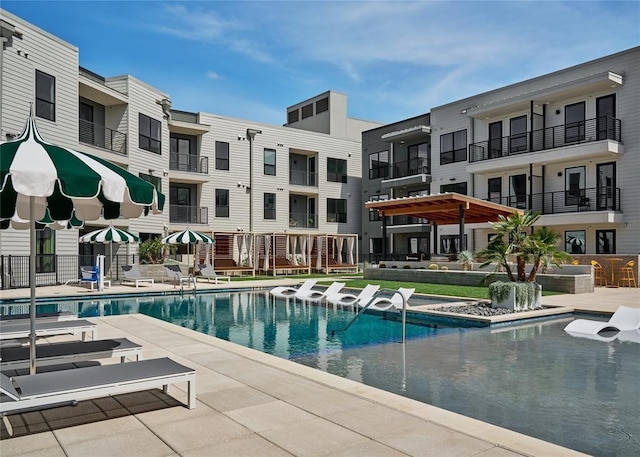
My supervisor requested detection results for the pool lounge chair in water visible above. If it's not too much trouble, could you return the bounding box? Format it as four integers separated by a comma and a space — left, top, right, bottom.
121, 265, 155, 288
563, 306, 640, 336
295, 281, 345, 301
0, 357, 196, 436
0, 338, 143, 371
270, 279, 317, 298
365, 288, 415, 311
326, 284, 380, 307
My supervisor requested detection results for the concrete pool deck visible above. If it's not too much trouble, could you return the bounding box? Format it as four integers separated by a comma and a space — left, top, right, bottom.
1, 281, 638, 455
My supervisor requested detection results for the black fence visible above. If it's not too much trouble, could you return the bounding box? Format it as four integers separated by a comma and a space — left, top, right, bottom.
487, 186, 621, 214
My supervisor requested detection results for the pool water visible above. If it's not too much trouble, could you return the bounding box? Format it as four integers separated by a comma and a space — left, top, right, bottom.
23, 291, 640, 456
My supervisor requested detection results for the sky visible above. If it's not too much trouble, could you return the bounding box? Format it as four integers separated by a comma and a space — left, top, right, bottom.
3, 1, 639, 126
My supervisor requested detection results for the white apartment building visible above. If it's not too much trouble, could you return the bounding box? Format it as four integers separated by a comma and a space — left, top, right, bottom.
0, 10, 380, 286
363, 46, 639, 260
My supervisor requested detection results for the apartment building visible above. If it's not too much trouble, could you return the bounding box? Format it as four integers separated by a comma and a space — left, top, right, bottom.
363, 47, 639, 260
0, 10, 380, 277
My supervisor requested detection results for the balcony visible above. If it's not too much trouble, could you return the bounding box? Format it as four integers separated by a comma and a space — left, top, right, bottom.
169, 153, 209, 174
469, 116, 622, 163
170, 205, 208, 224
289, 170, 317, 187
488, 187, 621, 215
381, 157, 432, 190
289, 212, 316, 229
79, 119, 127, 155
390, 215, 428, 225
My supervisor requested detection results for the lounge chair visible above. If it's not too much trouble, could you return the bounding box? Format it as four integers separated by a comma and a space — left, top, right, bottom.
0, 311, 76, 322
326, 284, 380, 307
165, 264, 196, 288
64, 266, 111, 290
0, 319, 97, 341
270, 279, 317, 298
196, 264, 231, 284
365, 287, 415, 311
0, 357, 196, 435
563, 306, 640, 336
121, 265, 155, 288
295, 281, 345, 301
0, 338, 143, 371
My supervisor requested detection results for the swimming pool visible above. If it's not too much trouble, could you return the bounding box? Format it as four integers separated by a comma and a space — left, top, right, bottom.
14, 290, 640, 456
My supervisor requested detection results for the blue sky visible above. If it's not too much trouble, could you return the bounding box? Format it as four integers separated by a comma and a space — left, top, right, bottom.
4, 1, 639, 126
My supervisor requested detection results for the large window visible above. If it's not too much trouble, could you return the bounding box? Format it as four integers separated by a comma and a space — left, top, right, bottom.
327, 158, 347, 183
36, 70, 55, 121
488, 177, 502, 203
565, 101, 585, 143
565, 230, 586, 255
408, 142, 430, 174
596, 230, 616, 254
215, 189, 229, 217
264, 193, 276, 220
440, 234, 467, 255
509, 115, 527, 153
369, 151, 389, 179
316, 97, 329, 114
327, 198, 347, 223
170, 134, 195, 171
509, 174, 527, 209
139, 173, 162, 193
440, 129, 467, 164
565, 166, 585, 206
264, 148, 276, 175
139, 113, 161, 154
369, 193, 388, 221
36, 228, 55, 273
440, 182, 467, 195
215, 141, 229, 170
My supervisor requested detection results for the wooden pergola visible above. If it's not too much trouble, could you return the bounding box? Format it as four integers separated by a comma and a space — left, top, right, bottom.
365, 193, 523, 259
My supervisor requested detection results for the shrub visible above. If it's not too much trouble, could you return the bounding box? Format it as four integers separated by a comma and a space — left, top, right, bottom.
403, 265, 412, 269
441, 266, 449, 270
391, 265, 398, 269
378, 263, 387, 268
428, 264, 439, 270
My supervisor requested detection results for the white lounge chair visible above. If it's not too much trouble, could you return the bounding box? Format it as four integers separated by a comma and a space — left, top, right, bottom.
365, 287, 415, 311
165, 264, 196, 288
326, 284, 380, 307
0, 311, 76, 322
196, 264, 231, 284
0, 319, 97, 341
563, 306, 640, 336
121, 265, 155, 288
270, 279, 317, 298
0, 338, 143, 371
0, 357, 196, 435
295, 281, 345, 301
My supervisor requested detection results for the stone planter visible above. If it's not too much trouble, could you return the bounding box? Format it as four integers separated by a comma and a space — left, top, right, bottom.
489, 282, 542, 311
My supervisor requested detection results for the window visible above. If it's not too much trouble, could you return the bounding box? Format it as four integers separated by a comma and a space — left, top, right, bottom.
36, 70, 55, 121
263, 193, 276, 220
370, 238, 383, 254
369, 151, 389, 179
369, 193, 388, 221
565, 166, 585, 206
264, 148, 276, 175
327, 158, 347, 183
408, 142, 430, 174
565, 230, 586, 255
440, 182, 467, 195
215, 141, 229, 170
509, 115, 527, 153
215, 189, 229, 217
488, 177, 502, 203
440, 129, 467, 164
301, 103, 313, 119
315, 97, 329, 114
440, 234, 467, 255
409, 237, 429, 257
489, 121, 502, 158
36, 228, 55, 273
139, 173, 161, 193
596, 230, 616, 254
139, 113, 161, 154
287, 109, 299, 124
170, 134, 195, 172
327, 198, 347, 223
565, 102, 585, 143
509, 174, 527, 209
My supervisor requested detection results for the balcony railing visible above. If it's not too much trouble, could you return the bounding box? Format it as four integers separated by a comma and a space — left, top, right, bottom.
289, 170, 317, 186
289, 212, 316, 228
79, 119, 127, 155
169, 153, 209, 174
488, 187, 621, 214
170, 205, 209, 224
387, 157, 431, 179
390, 215, 428, 225
469, 116, 622, 163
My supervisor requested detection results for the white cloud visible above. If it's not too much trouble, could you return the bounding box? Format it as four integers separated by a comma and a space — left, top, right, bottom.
206, 71, 222, 80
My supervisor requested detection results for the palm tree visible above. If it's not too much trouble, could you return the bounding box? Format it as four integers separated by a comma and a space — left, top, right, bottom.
525, 227, 572, 282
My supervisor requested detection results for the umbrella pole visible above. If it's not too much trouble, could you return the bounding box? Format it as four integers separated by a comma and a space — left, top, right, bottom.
29, 196, 37, 375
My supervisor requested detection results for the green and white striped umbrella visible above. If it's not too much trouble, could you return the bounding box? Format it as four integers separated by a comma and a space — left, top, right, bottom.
80, 226, 139, 244
161, 228, 214, 245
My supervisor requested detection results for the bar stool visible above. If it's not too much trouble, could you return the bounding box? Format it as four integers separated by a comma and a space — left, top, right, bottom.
571, 260, 580, 265
618, 261, 637, 287
591, 260, 608, 286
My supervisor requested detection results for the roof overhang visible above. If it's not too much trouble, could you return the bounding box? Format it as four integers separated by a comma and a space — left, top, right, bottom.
365, 193, 522, 225
381, 125, 430, 142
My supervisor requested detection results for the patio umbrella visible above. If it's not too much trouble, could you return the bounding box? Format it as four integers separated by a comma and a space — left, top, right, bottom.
161, 228, 214, 272
80, 226, 140, 277
0, 111, 165, 374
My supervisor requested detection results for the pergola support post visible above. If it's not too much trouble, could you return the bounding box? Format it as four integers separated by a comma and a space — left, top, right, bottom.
459, 204, 465, 252
382, 214, 388, 262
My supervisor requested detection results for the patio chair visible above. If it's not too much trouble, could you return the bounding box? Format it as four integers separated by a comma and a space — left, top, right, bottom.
365, 287, 415, 312
165, 264, 196, 288
295, 281, 345, 301
618, 261, 637, 287
564, 306, 640, 336
196, 264, 231, 284
590, 260, 607, 286
0, 311, 76, 322
270, 279, 317, 298
326, 284, 380, 307
121, 265, 155, 288
0, 357, 196, 435
0, 337, 143, 371
0, 319, 97, 342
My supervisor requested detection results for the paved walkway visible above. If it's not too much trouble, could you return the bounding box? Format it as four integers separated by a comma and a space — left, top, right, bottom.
0, 281, 637, 456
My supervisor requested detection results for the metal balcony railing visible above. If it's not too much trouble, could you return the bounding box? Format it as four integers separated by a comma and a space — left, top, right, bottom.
170, 205, 209, 224
488, 187, 621, 214
79, 119, 127, 155
289, 212, 317, 228
390, 215, 428, 225
387, 157, 431, 179
169, 153, 209, 174
289, 170, 317, 187
469, 116, 622, 163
